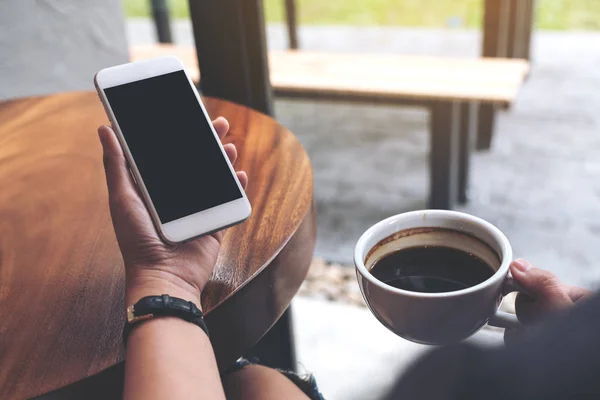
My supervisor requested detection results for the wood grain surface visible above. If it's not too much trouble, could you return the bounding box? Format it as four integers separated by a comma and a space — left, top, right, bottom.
0, 92, 315, 399
269, 51, 529, 105
131, 45, 529, 106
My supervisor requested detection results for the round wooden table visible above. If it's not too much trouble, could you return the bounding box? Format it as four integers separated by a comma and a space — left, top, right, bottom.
0, 92, 315, 399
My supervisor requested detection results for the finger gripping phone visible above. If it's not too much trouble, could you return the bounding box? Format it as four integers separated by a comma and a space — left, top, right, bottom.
94, 56, 251, 243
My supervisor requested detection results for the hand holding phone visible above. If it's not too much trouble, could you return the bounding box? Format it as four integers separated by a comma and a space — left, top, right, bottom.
98, 119, 247, 306
94, 56, 252, 304
95, 56, 251, 244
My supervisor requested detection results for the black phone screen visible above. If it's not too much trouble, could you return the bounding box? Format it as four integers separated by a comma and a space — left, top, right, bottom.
103, 70, 242, 224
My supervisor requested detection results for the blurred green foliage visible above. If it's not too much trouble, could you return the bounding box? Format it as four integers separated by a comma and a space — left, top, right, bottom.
123, 0, 600, 30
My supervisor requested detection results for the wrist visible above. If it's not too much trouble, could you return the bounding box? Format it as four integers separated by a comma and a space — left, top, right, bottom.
126, 270, 203, 310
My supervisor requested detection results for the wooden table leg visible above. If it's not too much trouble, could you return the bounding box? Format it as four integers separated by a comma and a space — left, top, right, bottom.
458, 102, 478, 204
476, 103, 497, 151
244, 307, 297, 370
429, 102, 461, 210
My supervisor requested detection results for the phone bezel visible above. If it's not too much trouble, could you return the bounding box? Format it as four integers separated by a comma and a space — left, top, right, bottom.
94, 56, 251, 243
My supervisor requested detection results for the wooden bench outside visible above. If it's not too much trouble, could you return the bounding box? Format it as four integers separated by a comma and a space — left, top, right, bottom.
131, 45, 529, 209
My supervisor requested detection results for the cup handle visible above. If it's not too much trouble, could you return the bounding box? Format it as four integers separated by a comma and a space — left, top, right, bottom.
488, 274, 531, 329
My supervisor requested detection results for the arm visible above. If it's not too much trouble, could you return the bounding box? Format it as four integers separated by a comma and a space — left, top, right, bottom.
97, 118, 248, 400
122, 285, 224, 400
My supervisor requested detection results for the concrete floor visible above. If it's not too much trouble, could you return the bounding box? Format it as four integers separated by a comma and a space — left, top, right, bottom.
128, 21, 600, 399
292, 296, 504, 400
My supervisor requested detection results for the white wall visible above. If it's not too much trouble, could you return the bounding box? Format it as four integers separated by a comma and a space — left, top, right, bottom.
0, 0, 129, 100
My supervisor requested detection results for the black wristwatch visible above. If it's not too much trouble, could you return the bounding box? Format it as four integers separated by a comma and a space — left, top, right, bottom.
123, 294, 209, 342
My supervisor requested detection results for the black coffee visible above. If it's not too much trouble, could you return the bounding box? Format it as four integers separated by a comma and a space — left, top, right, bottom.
369, 246, 494, 293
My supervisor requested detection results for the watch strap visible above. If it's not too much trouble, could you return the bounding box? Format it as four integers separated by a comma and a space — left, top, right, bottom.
124, 294, 208, 342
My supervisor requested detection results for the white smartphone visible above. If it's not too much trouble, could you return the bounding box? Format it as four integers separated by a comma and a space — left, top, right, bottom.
94, 56, 251, 243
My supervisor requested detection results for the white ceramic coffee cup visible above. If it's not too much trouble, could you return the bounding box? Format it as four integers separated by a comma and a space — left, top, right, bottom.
355, 210, 522, 345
